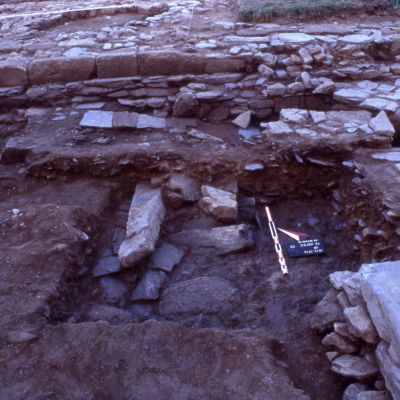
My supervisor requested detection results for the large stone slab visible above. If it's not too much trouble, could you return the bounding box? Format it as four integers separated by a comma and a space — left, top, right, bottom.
118, 183, 166, 268
169, 224, 254, 256
159, 277, 238, 314
96, 51, 138, 78
28, 56, 96, 85
138, 51, 205, 76
80, 111, 114, 128
0, 56, 28, 87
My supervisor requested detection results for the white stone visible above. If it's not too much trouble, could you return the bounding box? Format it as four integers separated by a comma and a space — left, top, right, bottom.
339, 34, 373, 44
277, 33, 315, 43
263, 121, 293, 135
369, 111, 395, 136
118, 183, 166, 268
334, 88, 371, 104
280, 108, 309, 124
344, 305, 379, 344
372, 151, 400, 162
232, 110, 252, 129
331, 355, 379, 380
310, 111, 326, 124
329, 271, 355, 290
200, 185, 237, 222
79, 111, 113, 128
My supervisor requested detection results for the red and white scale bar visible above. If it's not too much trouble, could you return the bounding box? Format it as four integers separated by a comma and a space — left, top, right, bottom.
265, 206, 288, 275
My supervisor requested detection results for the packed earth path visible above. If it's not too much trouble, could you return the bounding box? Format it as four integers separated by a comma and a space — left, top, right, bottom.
1, 0, 400, 399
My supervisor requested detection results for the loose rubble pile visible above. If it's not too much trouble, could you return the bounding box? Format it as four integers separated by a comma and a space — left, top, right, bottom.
312, 261, 400, 400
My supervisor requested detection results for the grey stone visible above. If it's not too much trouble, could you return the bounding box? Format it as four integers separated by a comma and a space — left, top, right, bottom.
112, 228, 126, 255
0, 56, 28, 87
339, 34, 373, 44
322, 332, 358, 354
159, 277, 237, 315
310, 111, 326, 124
80, 111, 113, 128
277, 33, 315, 43
96, 51, 138, 78
99, 277, 129, 304
263, 121, 293, 135
280, 108, 309, 124
169, 224, 254, 256
344, 305, 379, 344
331, 355, 379, 380
329, 271, 355, 290
369, 111, 395, 136
85, 305, 134, 325
173, 92, 198, 117
361, 98, 398, 112
313, 79, 335, 94
244, 163, 264, 171
137, 114, 166, 129
334, 322, 358, 341
343, 383, 368, 400
131, 270, 167, 301
93, 256, 120, 277
200, 185, 238, 222
311, 289, 345, 333
267, 83, 286, 96
150, 242, 184, 272
357, 391, 387, 400
119, 183, 166, 268
232, 111, 252, 129
334, 88, 370, 104
112, 111, 139, 128
372, 151, 400, 162
376, 341, 400, 400
166, 174, 201, 203
28, 56, 96, 85
195, 91, 222, 100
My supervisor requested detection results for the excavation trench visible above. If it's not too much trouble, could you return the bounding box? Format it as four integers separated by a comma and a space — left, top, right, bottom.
44, 158, 397, 400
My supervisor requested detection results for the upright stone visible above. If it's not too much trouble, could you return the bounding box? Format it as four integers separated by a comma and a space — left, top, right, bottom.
232, 111, 252, 129
118, 183, 166, 268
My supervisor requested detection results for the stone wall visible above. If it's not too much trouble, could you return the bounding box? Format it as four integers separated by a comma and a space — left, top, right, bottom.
312, 261, 400, 399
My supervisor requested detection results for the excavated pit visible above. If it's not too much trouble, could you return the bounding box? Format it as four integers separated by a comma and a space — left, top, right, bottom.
39, 158, 396, 400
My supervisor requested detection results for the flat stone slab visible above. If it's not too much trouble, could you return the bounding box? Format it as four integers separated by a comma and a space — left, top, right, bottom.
137, 114, 166, 129
159, 277, 238, 315
118, 183, 166, 268
277, 33, 315, 43
169, 224, 254, 256
92, 256, 121, 277
80, 111, 114, 128
150, 242, 184, 272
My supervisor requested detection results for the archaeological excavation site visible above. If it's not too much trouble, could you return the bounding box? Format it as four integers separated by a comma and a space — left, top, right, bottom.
2, 0, 400, 399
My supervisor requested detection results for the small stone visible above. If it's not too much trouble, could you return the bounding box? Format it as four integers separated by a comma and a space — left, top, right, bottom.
331, 355, 379, 380
326, 351, 339, 362
200, 185, 237, 222
322, 332, 358, 354
280, 108, 309, 124
131, 270, 167, 301
150, 242, 184, 272
258, 64, 274, 77
93, 256, 120, 277
232, 110, 252, 129
244, 163, 264, 172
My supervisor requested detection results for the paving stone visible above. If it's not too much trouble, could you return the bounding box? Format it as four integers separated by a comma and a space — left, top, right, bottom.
119, 183, 166, 268
80, 110, 114, 128
92, 256, 121, 277
150, 242, 184, 272
277, 33, 315, 43
112, 111, 139, 128
137, 114, 166, 129
131, 270, 167, 301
